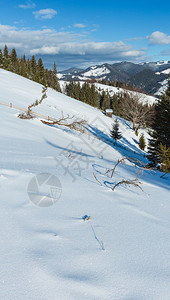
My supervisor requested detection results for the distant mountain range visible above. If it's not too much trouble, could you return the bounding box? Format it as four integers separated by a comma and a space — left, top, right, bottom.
58, 61, 170, 96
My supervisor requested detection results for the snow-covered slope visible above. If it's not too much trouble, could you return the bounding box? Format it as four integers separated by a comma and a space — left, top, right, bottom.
0, 69, 170, 300
83, 65, 110, 78
154, 68, 169, 96
154, 79, 169, 96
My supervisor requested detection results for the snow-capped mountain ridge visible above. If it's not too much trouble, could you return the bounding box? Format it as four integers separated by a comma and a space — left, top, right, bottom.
58, 61, 170, 95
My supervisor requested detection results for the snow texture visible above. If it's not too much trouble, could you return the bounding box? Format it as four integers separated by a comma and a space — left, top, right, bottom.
0, 68, 170, 300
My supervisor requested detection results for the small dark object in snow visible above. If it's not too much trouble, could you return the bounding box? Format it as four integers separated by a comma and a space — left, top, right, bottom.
82, 215, 91, 221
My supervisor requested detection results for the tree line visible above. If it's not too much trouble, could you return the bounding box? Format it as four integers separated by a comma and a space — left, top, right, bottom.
0, 45, 61, 92
65, 81, 155, 134
98, 79, 145, 93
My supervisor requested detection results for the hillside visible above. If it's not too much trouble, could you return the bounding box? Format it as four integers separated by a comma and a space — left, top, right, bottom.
128, 69, 166, 94
58, 61, 170, 95
0, 69, 170, 300
60, 80, 157, 105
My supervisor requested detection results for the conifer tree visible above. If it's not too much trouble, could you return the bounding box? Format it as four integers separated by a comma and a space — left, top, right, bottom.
11, 48, 18, 64
80, 82, 87, 102
112, 94, 119, 115
148, 77, 170, 170
139, 133, 146, 150
10, 48, 18, 72
90, 84, 97, 107
20, 58, 27, 77
110, 118, 122, 144
34, 70, 40, 83
101, 90, 110, 110
30, 55, 37, 78
0, 47, 61, 91
53, 62, 57, 76
85, 82, 91, 104
74, 81, 81, 100
38, 58, 44, 83
3, 45, 10, 69
157, 143, 170, 173
67, 81, 75, 98
0, 49, 3, 68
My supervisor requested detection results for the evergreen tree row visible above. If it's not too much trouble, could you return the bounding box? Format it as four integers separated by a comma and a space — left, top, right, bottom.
65, 80, 125, 111
0, 45, 61, 92
65, 80, 154, 123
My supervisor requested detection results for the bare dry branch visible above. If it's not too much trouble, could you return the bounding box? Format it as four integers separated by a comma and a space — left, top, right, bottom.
105, 158, 127, 177
93, 172, 102, 185
105, 157, 148, 178
41, 113, 87, 132
112, 178, 143, 191
120, 91, 155, 133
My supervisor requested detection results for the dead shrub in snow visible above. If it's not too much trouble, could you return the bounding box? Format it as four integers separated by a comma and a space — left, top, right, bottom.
120, 92, 155, 135
41, 112, 87, 133
112, 169, 143, 192
94, 157, 152, 192
18, 111, 35, 119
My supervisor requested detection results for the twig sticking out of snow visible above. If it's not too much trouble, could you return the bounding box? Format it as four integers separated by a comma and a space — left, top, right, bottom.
112, 178, 143, 192
93, 172, 102, 185
91, 224, 105, 251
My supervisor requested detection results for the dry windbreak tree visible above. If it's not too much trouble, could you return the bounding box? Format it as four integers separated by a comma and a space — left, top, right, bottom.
120, 92, 155, 135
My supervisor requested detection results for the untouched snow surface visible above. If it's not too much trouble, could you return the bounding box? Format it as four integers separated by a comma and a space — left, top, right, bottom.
83, 66, 110, 78
0, 69, 170, 300
155, 79, 169, 97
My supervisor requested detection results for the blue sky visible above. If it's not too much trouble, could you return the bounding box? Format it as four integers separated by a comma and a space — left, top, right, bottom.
0, 0, 170, 70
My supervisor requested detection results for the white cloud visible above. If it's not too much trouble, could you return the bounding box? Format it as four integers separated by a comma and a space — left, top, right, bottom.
19, 1, 36, 9
0, 24, 146, 68
147, 31, 170, 45
33, 9, 57, 20
74, 24, 86, 28
29, 40, 145, 59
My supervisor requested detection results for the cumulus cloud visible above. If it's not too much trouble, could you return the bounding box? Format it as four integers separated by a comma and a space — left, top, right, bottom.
0, 24, 145, 68
19, 1, 36, 9
147, 31, 170, 45
74, 24, 86, 28
33, 8, 57, 20
29, 41, 144, 59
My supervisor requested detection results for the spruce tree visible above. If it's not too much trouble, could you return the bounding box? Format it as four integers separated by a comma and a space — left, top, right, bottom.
80, 82, 87, 102
10, 48, 18, 72
3, 45, 10, 69
101, 90, 110, 110
74, 82, 81, 100
157, 143, 170, 173
0, 49, 3, 68
0, 47, 60, 90
90, 84, 97, 107
110, 118, 122, 144
11, 48, 18, 64
112, 94, 119, 115
67, 81, 75, 98
38, 58, 44, 83
139, 133, 146, 150
53, 62, 57, 77
30, 55, 37, 79
148, 77, 170, 170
